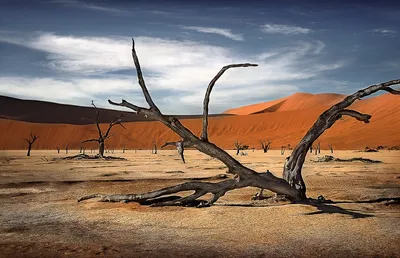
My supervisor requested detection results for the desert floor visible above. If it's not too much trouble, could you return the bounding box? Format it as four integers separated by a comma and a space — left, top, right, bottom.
0, 149, 399, 257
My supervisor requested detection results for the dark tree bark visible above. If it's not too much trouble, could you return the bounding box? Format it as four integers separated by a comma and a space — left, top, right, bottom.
81, 101, 126, 158
78, 38, 400, 207
57, 147, 60, 154
260, 140, 271, 153
24, 132, 39, 157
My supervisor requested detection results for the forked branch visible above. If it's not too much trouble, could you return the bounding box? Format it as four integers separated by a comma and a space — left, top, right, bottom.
201, 63, 258, 141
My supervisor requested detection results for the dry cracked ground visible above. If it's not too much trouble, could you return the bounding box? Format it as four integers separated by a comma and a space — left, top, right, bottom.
0, 149, 399, 257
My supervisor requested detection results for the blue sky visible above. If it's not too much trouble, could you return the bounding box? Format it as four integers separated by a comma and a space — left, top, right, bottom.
0, 0, 399, 114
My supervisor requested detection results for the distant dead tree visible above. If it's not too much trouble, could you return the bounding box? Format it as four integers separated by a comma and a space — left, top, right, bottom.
65, 144, 69, 154
234, 140, 248, 155
56, 147, 60, 154
79, 38, 400, 207
161, 140, 186, 163
152, 141, 158, 154
260, 140, 271, 153
81, 101, 126, 158
24, 132, 39, 156
328, 143, 334, 153
309, 145, 313, 153
317, 142, 321, 154
122, 145, 126, 153
280, 145, 286, 155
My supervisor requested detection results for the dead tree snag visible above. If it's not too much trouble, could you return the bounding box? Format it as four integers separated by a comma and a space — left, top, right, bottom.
161, 140, 188, 163
260, 140, 271, 153
152, 141, 158, 154
328, 143, 333, 153
78, 38, 400, 207
81, 101, 126, 158
24, 132, 39, 156
281, 146, 286, 155
234, 140, 248, 155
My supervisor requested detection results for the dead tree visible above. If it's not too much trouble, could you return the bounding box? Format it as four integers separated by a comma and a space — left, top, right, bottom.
152, 141, 158, 154
328, 143, 333, 153
280, 146, 286, 155
122, 145, 126, 153
317, 142, 321, 154
260, 140, 271, 153
24, 132, 39, 156
78, 38, 400, 206
65, 144, 69, 154
56, 147, 60, 154
81, 101, 126, 158
161, 140, 186, 163
234, 140, 248, 155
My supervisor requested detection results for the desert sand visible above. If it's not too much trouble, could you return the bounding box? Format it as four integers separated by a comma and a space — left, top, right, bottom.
1, 93, 400, 151
0, 149, 399, 257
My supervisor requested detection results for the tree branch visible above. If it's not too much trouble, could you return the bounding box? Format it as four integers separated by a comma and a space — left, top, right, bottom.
131, 38, 160, 112
91, 101, 102, 138
104, 116, 126, 139
81, 139, 99, 143
339, 109, 371, 123
284, 79, 400, 198
383, 87, 400, 95
200, 63, 258, 141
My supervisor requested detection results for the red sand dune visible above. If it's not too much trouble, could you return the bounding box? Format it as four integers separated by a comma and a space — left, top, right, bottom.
0, 92, 399, 151
224, 92, 346, 115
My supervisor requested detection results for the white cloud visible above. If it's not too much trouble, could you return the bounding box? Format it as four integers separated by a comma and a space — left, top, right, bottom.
45, 0, 129, 15
0, 32, 344, 114
372, 28, 397, 35
261, 24, 312, 35
182, 26, 244, 41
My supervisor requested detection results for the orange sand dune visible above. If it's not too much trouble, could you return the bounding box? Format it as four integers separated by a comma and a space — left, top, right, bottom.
224, 92, 346, 115
0, 93, 399, 151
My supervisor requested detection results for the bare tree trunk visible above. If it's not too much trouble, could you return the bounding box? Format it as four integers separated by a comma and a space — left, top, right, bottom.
24, 132, 38, 157
27, 144, 32, 156
328, 143, 334, 153
99, 141, 105, 157
152, 141, 158, 154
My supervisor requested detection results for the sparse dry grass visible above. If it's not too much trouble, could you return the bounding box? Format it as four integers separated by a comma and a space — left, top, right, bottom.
0, 149, 399, 257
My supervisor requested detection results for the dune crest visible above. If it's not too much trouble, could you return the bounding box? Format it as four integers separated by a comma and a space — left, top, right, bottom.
224, 92, 346, 115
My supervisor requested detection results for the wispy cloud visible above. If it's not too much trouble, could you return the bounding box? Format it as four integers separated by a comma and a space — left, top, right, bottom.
261, 24, 312, 35
0, 32, 344, 114
182, 26, 244, 41
45, 0, 129, 15
372, 28, 397, 35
